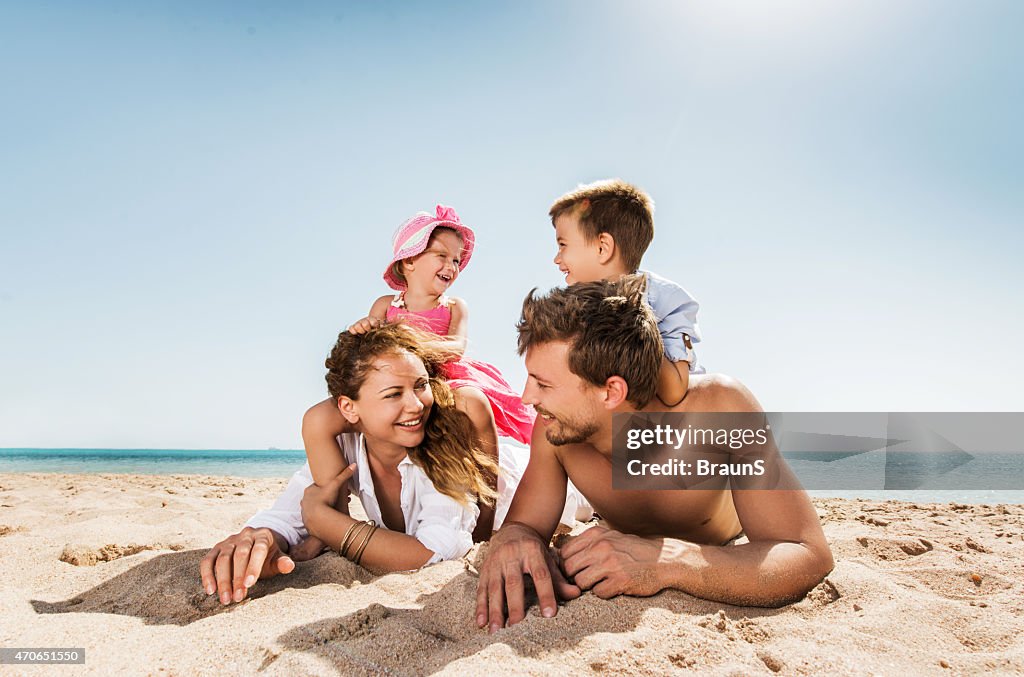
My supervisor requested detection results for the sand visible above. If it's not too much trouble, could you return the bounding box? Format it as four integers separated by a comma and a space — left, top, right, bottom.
1, 473, 1023, 676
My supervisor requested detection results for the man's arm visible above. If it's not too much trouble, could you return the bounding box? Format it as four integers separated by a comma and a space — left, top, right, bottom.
559, 503, 832, 607
664, 487, 832, 606
475, 427, 581, 632
561, 376, 833, 607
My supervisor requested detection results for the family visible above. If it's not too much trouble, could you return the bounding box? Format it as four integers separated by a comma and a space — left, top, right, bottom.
198, 179, 834, 631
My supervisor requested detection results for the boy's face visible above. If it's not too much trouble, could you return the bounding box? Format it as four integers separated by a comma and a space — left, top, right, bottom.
553, 212, 605, 285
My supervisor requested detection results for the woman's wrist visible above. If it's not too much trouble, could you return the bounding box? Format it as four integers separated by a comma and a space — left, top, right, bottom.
306, 502, 348, 542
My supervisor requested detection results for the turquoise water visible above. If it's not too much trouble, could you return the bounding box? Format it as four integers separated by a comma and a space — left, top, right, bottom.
0, 448, 307, 477
2, 448, 1022, 503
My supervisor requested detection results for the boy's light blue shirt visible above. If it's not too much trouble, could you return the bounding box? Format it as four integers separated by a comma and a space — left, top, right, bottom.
641, 269, 705, 374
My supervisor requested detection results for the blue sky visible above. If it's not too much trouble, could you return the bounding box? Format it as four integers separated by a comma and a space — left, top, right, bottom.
1, 1, 1021, 448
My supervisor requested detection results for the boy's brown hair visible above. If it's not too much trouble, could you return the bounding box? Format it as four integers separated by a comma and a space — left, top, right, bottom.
548, 178, 655, 272
516, 275, 661, 408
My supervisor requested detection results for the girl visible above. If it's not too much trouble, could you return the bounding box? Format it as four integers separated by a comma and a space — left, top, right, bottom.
303, 205, 535, 537
350, 204, 534, 445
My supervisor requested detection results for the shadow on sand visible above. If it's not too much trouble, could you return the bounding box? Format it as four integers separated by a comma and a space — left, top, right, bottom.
30, 548, 375, 626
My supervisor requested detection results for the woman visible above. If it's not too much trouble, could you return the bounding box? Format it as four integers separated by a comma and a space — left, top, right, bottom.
200, 324, 586, 605
296, 322, 500, 570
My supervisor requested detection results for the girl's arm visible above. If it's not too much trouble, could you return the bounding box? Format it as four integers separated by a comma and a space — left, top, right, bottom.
349, 295, 394, 334
441, 296, 469, 356
301, 398, 355, 486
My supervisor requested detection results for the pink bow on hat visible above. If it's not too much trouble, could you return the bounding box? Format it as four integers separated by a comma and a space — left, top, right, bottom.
435, 204, 461, 224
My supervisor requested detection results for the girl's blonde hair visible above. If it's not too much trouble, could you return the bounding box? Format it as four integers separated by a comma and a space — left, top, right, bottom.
324, 323, 497, 506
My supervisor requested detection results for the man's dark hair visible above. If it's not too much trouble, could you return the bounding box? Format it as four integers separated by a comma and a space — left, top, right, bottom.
516, 276, 662, 407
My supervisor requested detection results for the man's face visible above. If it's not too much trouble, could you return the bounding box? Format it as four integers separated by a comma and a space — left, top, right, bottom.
522, 340, 602, 446
553, 212, 605, 285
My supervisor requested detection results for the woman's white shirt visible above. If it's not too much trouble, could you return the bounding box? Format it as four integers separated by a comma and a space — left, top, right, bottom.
246, 433, 477, 564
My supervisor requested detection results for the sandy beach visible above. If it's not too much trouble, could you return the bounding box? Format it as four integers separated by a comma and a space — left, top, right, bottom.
1, 473, 1022, 675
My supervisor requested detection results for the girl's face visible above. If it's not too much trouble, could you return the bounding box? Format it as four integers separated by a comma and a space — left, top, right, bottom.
341, 351, 434, 449
402, 229, 464, 295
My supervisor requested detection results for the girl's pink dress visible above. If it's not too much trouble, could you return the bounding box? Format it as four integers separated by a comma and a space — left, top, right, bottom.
386, 294, 535, 445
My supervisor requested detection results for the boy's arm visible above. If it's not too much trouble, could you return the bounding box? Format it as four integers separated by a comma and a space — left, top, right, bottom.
656, 356, 690, 407
301, 398, 354, 486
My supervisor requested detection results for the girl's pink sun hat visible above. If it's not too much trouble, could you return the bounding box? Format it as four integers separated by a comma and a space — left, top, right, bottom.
383, 204, 476, 291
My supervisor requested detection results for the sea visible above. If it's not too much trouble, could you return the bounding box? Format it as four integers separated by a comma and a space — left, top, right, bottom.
1, 448, 1022, 504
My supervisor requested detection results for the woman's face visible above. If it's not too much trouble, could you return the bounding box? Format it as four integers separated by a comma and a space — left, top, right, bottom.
346, 350, 434, 448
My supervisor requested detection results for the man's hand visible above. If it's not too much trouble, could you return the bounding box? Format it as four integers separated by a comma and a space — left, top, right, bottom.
348, 316, 384, 334
558, 526, 668, 599
199, 527, 295, 606
475, 522, 581, 633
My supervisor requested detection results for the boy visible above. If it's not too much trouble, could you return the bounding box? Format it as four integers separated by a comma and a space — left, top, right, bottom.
550, 178, 704, 406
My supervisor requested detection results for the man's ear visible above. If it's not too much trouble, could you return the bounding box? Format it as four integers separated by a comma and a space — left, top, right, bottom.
596, 232, 616, 265
337, 396, 359, 424
602, 375, 629, 409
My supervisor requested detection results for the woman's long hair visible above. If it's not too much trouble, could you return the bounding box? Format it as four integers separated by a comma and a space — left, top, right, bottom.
324, 323, 498, 506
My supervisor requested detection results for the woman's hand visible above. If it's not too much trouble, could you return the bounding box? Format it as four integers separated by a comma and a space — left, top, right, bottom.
199, 527, 294, 605
301, 464, 357, 539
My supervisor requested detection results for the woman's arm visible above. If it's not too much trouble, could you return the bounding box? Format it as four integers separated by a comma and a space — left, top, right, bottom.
452, 385, 498, 540
301, 398, 354, 486
306, 502, 435, 571
301, 467, 440, 572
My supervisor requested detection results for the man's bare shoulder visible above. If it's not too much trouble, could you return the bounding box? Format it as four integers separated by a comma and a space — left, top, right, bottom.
675, 373, 763, 413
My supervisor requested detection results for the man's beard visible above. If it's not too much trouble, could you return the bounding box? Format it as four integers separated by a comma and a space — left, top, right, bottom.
540, 408, 599, 446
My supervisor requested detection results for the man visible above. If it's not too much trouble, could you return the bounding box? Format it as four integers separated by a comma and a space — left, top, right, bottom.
474, 277, 833, 632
